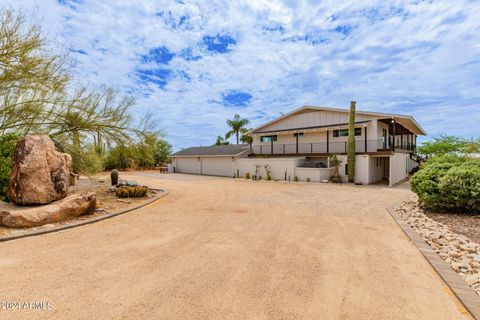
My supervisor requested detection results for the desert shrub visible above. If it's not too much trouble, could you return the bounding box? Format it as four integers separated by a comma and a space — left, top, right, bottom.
245, 172, 251, 179
410, 162, 456, 210
104, 145, 139, 170
306, 177, 311, 182
411, 160, 480, 213
420, 154, 465, 169
0, 134, 17, 201
294, 176, 299, 182
437, 162, 480, 213
79, 145, 105, 174
264, 165, 272, 181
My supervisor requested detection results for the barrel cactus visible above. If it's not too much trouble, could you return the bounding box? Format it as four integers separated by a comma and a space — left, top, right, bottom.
111, 169, 119, 186
115, 186, 149, 198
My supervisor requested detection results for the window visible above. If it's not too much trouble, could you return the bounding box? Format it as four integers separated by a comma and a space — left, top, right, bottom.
344, 163, 348, 175
293, 133, 304, 137
333, 128, 361, 137
260, 135, 277, 142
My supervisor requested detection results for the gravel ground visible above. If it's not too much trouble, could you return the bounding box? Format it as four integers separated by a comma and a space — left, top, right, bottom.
426, 211, 480, 244
0, 173, 471, 320
396, 196, 480, 295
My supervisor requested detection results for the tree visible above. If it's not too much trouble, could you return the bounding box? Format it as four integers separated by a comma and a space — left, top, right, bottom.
347, 101, 356, 182
226, 114, 249, 144
0, 10, 70, 136
417, 134, 467, 157
240, 128, 253, 147
214, 135, 229, 145
0, 10, 146, 174
462, 138, 480, 156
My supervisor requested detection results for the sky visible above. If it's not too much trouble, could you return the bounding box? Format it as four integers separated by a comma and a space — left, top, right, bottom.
7, 0, 480, 149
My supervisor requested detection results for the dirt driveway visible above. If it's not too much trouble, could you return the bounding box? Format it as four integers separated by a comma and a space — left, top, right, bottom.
0, 173, 471, 319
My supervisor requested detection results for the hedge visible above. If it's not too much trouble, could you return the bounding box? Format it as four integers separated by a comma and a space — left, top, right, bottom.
411, 159, 480, 214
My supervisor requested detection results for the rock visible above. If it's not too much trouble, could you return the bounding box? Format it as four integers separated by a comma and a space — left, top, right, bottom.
320, 179, 329, 183
7, 135, 72, 205
0, 193, 96, 228
126, 180, 138, 186
107, 186, 116, 192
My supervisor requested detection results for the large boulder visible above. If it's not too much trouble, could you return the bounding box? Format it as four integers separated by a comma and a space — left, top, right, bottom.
0, 193, 96, 228
7, 135, 72, 205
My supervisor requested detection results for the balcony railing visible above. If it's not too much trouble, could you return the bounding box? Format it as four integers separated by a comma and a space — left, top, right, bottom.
251, 139, 416, 155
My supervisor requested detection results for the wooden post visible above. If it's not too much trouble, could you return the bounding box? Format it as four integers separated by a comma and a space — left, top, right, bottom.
271, 138, 273, 155
296, 133, 299, 154
400, 126, 403, 149
364, 127, 368, 152
391, 120, 396, 151
347, 101, 356, 182
326, 130, 329, 153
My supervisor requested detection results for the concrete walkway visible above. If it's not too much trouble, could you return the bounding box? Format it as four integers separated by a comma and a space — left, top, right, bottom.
0, 173, 472, 319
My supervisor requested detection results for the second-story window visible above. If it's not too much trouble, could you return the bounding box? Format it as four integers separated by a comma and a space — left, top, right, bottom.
333, 128, 361, 137
260, 135, 277, 142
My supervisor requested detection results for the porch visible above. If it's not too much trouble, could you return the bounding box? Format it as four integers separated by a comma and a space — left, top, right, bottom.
250, 119, 417, 156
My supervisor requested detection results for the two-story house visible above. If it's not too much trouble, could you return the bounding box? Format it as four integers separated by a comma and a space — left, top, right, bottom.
171, 105, 426, 186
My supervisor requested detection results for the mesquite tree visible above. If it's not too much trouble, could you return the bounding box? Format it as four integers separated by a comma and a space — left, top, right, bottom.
347, 101, 356, 182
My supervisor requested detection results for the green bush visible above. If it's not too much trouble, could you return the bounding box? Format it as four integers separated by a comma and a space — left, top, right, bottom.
438, 164, 480, 213
411, 160, 480, 213
411, 162, 456, 210
0, 134, 17, 201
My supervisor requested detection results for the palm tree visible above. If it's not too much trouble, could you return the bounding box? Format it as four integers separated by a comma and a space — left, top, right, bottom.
226, 114, 250, 144
214, 135, 229, 145
240, 128, 253, 150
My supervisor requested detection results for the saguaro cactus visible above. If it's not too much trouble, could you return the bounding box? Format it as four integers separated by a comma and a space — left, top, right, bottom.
347, 101, 356, 182
111, 169, 119, 186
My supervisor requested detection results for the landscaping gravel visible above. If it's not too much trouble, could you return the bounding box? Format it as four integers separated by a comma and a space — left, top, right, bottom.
395, 196, 480, 295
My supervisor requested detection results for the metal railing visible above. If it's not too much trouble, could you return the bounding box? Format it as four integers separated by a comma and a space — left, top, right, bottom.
251, 139, 416, 155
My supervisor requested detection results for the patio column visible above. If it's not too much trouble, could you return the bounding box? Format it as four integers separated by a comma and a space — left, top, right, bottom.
296, 133, 299, 154
364, 127, 368, 152
391, 120, 396, 151
271, 138, 273, 155
400, 126, 403, 149
326, 130, 329, 153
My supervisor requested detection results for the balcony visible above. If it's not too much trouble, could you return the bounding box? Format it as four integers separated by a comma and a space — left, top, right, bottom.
251, 139, 416, 156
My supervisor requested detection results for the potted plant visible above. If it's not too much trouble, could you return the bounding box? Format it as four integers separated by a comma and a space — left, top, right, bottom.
329, 154, 342, 183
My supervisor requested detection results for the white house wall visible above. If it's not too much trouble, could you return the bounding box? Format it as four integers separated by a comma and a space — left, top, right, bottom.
389, 153, 409, 186
354, 155, 370, 184
237, 158, 304, 180
259, 110, 377, 132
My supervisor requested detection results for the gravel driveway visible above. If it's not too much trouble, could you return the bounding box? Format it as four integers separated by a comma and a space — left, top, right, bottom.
0, 173, 471, 319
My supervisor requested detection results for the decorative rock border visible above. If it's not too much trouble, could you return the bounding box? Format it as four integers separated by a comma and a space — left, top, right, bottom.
0, 189, 168, 243
387, 202, 480, 319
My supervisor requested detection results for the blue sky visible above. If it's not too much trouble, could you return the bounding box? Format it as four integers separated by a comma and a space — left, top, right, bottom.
9, 0, 480, 149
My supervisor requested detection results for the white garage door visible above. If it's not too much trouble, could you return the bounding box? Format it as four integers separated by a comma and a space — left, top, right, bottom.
201, 157, 233, 177
176, 158, 199, 174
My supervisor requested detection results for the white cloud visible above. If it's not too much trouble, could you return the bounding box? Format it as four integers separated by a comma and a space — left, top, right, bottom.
6, 0, 480, 148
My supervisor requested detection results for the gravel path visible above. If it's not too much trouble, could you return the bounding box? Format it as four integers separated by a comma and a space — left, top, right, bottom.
0, 173, 471, 319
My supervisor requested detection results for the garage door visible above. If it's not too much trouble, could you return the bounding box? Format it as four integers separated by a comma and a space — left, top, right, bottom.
176, 158, 200, 174
201, 157, 233, 177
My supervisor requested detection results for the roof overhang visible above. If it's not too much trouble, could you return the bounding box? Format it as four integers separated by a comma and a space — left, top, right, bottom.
249, 105, 426, 136
171, 149, 249, 158
252, 120, 371, 136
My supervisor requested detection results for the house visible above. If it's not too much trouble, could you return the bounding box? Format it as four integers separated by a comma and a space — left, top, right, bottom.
171, 144, 249, 177
171, 105, 426, 186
